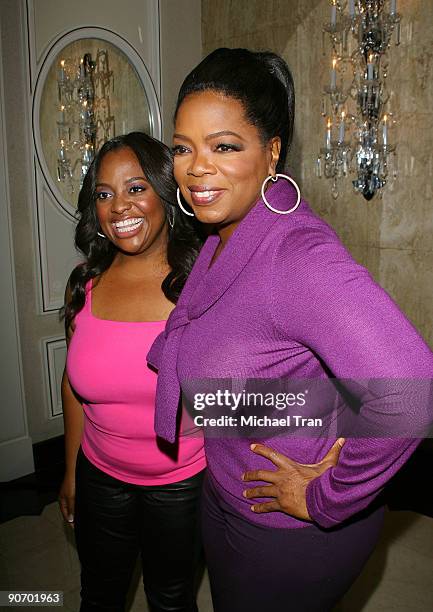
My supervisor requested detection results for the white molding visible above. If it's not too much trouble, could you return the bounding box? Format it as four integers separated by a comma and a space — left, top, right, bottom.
0, 437, 34, 481
149, 0, 161, 102
0, 6, 34, 479
24, 0, 46, 315
41, 336, 67, 419
0, 6, 28, 435
26, 0, 37, 91
35, 173, 79, 312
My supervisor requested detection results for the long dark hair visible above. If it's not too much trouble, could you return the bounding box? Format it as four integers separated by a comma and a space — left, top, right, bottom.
63, 132, 203, 330
175, 48, 295, 173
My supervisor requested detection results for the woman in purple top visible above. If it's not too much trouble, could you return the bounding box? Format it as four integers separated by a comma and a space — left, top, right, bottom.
148, 48, 433, 611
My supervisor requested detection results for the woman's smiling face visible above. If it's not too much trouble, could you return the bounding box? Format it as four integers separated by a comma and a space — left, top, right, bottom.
95, 146, 167, 257
173, 90, 280, 241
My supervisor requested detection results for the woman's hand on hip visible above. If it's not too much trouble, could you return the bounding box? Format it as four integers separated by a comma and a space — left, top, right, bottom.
242, 438, 345, 521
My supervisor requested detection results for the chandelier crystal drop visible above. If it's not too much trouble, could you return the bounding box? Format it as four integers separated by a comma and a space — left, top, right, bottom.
317, 0, 401, 200
57, 50, 115, 193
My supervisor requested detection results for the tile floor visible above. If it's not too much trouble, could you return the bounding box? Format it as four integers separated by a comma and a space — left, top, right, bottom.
0, 504, 432, 611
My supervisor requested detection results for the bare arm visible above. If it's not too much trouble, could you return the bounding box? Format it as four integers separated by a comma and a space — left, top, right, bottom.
58, 284, 83, 527
61, 365, 83, 478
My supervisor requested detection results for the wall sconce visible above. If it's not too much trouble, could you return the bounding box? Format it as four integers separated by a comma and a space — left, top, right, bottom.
317, 0, 401, 200
56, 50, 115, 192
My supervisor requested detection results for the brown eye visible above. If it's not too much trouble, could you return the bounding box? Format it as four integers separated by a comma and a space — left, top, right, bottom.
172, 145, 189, 155
215, 143, 241, 152
95, 191, 111, 200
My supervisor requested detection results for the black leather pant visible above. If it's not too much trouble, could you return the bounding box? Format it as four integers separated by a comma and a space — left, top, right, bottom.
74, 449, 204, 612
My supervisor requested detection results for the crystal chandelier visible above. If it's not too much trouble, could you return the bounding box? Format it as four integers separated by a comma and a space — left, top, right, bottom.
317, 0, 401, 200
57, 50, 115, 193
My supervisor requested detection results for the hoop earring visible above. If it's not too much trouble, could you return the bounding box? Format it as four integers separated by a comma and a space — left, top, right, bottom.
176, 188, 194, 217
97, 232, 106, 238
261, 174, 301, 215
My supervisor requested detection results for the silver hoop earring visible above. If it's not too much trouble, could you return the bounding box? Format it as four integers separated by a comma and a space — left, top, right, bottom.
261, 174, 301, 215
176, 188, 194, 217
97, 232, 106, 238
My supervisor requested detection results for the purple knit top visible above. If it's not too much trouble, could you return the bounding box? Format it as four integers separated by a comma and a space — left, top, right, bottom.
147, 179, 433, 529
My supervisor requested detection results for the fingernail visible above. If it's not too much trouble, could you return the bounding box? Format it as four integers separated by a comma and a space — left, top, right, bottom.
67, 515, 74, 523
241, 473, 245, 481
242, 490, 247, 498
250, 444, 256, 450
250, 505, 256, 512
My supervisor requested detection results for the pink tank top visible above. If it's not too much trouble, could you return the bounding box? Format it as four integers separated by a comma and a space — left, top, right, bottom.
66, 280, 206, 485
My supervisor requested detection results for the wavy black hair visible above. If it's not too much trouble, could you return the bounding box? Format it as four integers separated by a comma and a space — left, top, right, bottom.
63, 132, 204, 330
175, 48, 295, 173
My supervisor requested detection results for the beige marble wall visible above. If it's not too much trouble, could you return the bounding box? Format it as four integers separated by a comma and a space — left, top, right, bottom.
202, 0, 433, 347
160, 0, 202, 143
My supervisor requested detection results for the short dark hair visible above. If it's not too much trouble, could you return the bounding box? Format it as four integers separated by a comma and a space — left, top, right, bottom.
63, 132, 204, 330
175, 48, 295, 172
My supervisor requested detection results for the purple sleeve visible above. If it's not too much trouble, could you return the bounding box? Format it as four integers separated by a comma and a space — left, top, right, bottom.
272, 221, 433, 528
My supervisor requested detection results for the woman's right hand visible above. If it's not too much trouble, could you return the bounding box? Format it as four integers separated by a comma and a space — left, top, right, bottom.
58, 473, 76, 528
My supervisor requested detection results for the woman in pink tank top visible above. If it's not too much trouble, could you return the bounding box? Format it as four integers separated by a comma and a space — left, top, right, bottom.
58, 132, 206, 612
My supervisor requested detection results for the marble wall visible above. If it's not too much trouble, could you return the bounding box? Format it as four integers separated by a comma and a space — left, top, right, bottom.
202, 0, 433, 347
